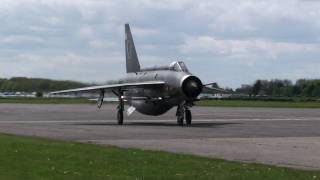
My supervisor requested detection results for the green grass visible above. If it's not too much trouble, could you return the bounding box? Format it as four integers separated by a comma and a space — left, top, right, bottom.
0, 134, 319, 180
197, 99, 320, 108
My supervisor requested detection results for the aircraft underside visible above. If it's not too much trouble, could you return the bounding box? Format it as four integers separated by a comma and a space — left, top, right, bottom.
111, 86, 194, 126
131, 100, 174, 116
115, 100, 193, 126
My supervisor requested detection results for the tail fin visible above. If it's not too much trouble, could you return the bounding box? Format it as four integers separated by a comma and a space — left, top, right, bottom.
125, 24, 141, 73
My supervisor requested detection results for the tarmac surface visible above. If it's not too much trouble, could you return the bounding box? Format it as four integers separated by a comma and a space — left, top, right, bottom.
0, 103, 320, 169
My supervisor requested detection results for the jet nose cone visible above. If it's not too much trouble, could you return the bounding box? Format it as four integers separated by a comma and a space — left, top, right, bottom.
182, 76, 203, 98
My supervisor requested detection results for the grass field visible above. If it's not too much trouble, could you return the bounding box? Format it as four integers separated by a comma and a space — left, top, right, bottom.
0, 133, 319, 180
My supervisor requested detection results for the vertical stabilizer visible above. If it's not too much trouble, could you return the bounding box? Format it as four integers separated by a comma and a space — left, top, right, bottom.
125, 24, 141, 73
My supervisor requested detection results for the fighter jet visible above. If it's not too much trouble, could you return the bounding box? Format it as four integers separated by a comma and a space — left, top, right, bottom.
51, 24, 223, 126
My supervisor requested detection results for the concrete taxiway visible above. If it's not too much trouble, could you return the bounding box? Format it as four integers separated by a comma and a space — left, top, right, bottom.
0, 103, 320, 169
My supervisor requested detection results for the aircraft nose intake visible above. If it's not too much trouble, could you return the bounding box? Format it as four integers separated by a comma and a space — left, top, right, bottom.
182, 76, 203, 98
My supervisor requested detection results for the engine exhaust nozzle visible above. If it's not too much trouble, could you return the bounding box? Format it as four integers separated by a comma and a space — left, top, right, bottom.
182, 76, 203, 98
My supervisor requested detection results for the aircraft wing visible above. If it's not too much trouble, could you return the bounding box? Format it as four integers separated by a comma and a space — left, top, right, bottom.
202, 86, 232, 94
50, 81, 165, 94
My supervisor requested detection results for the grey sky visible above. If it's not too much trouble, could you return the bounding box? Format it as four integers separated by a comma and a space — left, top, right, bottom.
0, 0, 320, 88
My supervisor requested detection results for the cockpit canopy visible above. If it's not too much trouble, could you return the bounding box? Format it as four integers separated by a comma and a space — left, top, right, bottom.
169, 61, 190, 73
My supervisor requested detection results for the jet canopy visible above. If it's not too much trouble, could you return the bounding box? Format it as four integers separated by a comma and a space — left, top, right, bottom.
169, 61, 190, 73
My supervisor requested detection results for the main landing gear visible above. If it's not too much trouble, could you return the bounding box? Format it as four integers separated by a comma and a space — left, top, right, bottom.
176, 102, 192, 126
113, 90, 124, 125
117, 102, 124, 125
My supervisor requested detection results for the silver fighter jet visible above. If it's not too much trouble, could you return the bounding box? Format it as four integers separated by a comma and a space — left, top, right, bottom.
51, 24, 222, 126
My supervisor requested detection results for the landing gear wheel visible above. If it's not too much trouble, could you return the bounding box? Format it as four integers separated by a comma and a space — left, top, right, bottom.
176, 105, 184, 126
185, 109, 192, 125
177, 115, 184, 126
117, 109, 123, 125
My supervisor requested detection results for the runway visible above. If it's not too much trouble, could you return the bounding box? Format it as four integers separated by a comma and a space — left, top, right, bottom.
0, 103, 320, 169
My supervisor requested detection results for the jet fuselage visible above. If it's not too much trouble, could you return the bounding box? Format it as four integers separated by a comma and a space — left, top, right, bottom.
50, 24, 205, 125
109, 66, 202, 115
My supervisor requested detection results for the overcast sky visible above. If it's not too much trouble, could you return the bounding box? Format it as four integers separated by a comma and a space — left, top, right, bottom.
1, 0, 320, 88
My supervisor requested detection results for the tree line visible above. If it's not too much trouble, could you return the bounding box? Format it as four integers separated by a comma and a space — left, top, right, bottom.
0, 77, 89, 93
235, 79, 320, 97
1, 77, 320, 97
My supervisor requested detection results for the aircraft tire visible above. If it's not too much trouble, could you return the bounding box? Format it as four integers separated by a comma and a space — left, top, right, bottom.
177, 115, 184, 126
185, 109, 192, 125
117, 109, 123, 125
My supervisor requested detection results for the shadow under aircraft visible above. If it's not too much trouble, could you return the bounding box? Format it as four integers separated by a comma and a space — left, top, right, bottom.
51, 24, 227, 126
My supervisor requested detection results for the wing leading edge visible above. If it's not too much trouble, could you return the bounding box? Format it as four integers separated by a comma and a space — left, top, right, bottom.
202, 86, 231, 94
50, 81, 165, 94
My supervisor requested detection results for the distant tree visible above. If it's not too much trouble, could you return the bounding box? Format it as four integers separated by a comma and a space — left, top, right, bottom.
36, 91, 43, 98
235, 84, 252, 95
236, 79, 320, 97
284, 86, 294, 97
0, 77, 90, 92
312, 86, 320, 97
272, 79, 284, 96
225, 87, 233, 92
251, 80, 262, 96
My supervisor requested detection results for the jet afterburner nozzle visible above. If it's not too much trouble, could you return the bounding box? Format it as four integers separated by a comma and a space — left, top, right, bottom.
182, 76, 203, 98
